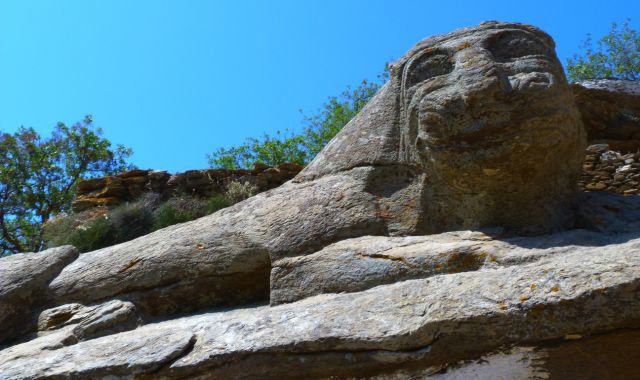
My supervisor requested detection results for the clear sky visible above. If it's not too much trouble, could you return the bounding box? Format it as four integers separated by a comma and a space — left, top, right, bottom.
1, 0, 638, 172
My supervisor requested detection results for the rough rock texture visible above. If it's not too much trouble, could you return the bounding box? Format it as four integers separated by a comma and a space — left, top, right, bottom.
37, 300, 138, 344
0, 246, 78, 345
48, 167, 400, 316
1, 231, 640, 379
299, 21, 586, 235
270, 229, 614, 305
71, 163, 303, 212
572, 79, 640, 152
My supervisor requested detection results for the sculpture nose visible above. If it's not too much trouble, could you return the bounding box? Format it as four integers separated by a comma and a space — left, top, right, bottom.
508, 71, 556, 92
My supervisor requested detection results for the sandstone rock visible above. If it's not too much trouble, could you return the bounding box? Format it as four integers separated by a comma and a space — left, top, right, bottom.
2, 231, 640, 379
0, 246, 78, 345
72, 165, 303, 213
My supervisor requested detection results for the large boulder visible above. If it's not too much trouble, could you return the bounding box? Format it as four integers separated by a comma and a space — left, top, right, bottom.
0, 246, 78, 345
1, 230, 639, 379
572, 79, 640, 151
270, 229, 613, 305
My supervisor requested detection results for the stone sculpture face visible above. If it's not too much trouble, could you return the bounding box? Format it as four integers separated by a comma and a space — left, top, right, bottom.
393, 22, 586, 233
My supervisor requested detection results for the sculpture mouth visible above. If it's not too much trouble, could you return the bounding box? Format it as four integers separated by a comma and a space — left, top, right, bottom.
410, 82, 574, 155
416, 107, 576, 156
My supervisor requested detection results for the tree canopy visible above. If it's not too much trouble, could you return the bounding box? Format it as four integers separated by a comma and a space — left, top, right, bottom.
0, 116, 133, 255
567, 19, 640, 82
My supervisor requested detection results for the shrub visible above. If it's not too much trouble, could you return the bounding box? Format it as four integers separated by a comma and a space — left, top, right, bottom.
45, 192, 237, 252
152, 196, 209, 230
42, 213, 77, 249
225, 181, 258, 204
207, 194, 231, 214
108, 200, 154, 242
44, 199, 155, 252
68, 215, 115, 253
567, 19, 640, 82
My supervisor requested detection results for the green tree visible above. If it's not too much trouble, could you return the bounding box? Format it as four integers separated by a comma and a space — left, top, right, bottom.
208, 130, 308, 169
567, 19, 640, 82
208, 69, 388, 169
0, 116, 133, 255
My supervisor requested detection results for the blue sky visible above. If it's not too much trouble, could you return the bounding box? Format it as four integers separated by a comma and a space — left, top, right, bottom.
1, 0, 638, 172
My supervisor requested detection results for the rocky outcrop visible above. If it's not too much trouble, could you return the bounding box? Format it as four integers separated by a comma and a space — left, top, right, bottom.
0, 246, 78, 344
270, 229, 616, 305
1, 230, 640, 379
572, 79, 640, 152
71, 163, 303, 212
37, 300, 138, 344
2, 22, 640, 379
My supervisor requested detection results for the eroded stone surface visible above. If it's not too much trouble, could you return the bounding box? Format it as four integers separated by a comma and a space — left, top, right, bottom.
1, 231, 639, 379
37, 300, 138, 344
0, 246, 78, 345
47, 21, 585, 323
573, 79, 640, 151
270, 229, 615, 305
301, 21, 585, 234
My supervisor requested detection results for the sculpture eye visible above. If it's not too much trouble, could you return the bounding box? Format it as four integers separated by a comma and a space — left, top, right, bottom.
487, 32, 549, 62
405, 51, 454, 87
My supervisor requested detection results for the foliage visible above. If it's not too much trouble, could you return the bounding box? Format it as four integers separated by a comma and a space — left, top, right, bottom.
44, 198, 154, 253
108, 200, 155, 243
207, 68, 389, 169
224, 181, 258, 204
208, 131, 308, 169
207, 194, 231, 213
152, 193, 233, 230
0, 116, 134, 255
152, 196, 209, 230
66, 215, 115, 253
44, 188, 244, 252
567, 19, 640, 82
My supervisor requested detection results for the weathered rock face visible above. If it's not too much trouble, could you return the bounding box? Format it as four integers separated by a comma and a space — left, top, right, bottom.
270, 229, 614, 305
1, 21, 639, 379
36, 300, 138, 345
301, 21, 586, 234
572, 79, 640, 152
402, 23, 584, 233
0, 246, 78, 344
1, 230, 640, 379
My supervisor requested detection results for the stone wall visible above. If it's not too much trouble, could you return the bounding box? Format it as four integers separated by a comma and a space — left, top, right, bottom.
72, 163, 303, 212
579, 144, 640, 195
